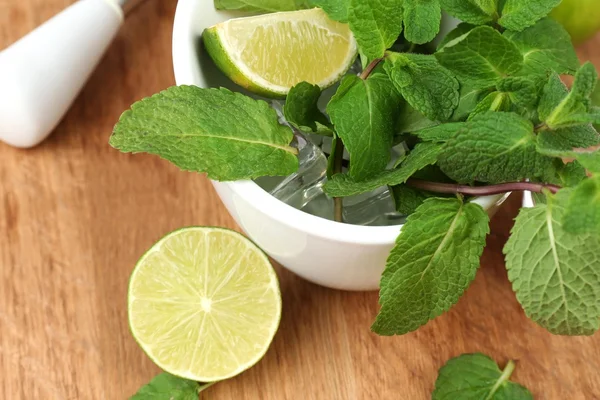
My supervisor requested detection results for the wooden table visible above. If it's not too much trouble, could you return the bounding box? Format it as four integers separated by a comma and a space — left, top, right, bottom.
1, 1, 600, 399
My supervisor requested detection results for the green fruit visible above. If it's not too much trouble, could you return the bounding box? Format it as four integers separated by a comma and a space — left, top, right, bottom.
128, 227, 282, 382
550, 0, 600, 44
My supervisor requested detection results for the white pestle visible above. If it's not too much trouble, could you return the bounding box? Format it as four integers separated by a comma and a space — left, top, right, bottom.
0, 0, 136, 148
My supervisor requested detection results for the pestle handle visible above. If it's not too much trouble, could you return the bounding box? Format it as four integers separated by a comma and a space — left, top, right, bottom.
0, 0, 125, 148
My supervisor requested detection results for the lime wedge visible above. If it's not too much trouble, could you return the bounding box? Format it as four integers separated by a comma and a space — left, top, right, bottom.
128, 227, 281, 382
203, 8, 357, 97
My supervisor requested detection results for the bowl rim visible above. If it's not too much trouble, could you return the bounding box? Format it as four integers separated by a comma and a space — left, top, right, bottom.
171, 0, 504, 245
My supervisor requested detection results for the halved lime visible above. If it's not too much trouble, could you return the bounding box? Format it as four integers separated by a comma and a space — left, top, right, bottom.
203, 8, 357, 97
128, 227, 281, 382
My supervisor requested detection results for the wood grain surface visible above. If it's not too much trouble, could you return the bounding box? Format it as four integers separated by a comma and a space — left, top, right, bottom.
1, 1, 600, 399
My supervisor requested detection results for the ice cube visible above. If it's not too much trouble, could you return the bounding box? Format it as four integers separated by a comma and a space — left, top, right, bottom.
255, 135, 404, 226
343, 187, 406, 226
255, 133, 328, 209
255, 101, 406, 226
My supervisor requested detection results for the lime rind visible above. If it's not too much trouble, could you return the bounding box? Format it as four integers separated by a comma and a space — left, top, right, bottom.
128, 227, 282, 382
203, 28, 277, 98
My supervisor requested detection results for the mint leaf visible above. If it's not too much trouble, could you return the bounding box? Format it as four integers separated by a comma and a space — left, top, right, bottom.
535, 126, 600, 175
563, 175, 600, 235
498, 0, 561, 31
327, 73, 401, 180
437, 23, 477, 51
554, 107, 600, 128
468, 92, 510, 119
309, 0, 350, 22
504, 189, 600, 335
451, 83, 488, 121
473, 0, 498, 15
284, 82, 333, 135
214, 0, 309, 11
348, 0, 404, 61
326, 133, 339, 179
538, 73, 569, 122
130, 373, 209, 400
110, 86, 298, 181
439, 112, 555, 183
436, 26, 523, 90
392, 185, 435, 215
433, 354, 533, 400
395, 103, 439, 134
541, 62, 599, 130
439, 0, 496, 25
575, 148, 600, 173
414, 122, 465, 142
373, 197, 490, 335
557, 61, 598, 109
324, 142, 442, 197
403, 0, 442, 44
504, 18, 579, 76
497, 76, 539, 109
385, 53, 459, 121
553, 160, 588, 188
536, 125, 600, 157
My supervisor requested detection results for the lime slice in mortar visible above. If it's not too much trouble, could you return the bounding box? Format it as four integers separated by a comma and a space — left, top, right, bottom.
203, 8, 357, 97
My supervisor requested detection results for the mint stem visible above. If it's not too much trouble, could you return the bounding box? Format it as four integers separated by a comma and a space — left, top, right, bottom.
330, 57, 385, 222
331, 55, 382, 220
198, 381, 216, 395
484, 360, 516, 400
406, 179, 562, 196
534, 122, 549, 132
333, 139, 345, 222
501, 360, 516, 380
360, 57, 384, 80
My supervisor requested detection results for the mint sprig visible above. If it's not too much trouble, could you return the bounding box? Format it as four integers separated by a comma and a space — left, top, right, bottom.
433, 353, 533, 400
113, 1, 600, 338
